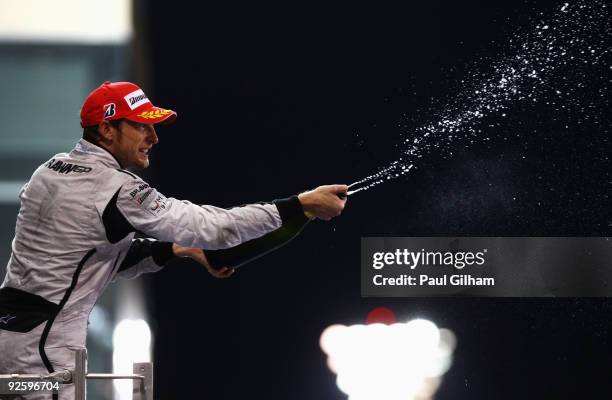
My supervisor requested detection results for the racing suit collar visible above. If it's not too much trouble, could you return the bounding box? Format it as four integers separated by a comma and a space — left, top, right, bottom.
73, 138, 122, 169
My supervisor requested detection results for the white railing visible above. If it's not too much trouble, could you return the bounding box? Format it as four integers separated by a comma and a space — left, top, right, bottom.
0, 349, 153, 400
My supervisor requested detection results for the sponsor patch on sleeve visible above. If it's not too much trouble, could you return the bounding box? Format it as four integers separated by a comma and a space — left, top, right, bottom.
128, 183, 153, 205
148, 194, 169, 215
124, 179, 170, 216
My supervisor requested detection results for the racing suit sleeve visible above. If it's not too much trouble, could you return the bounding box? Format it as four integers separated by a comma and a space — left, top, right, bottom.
114, 238, 177, 280
113, 177, 305, 250
204, 198, 311, 269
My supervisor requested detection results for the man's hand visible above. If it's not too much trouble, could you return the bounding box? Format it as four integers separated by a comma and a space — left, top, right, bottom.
298, 184, 348, 221
172, 244, 235, 278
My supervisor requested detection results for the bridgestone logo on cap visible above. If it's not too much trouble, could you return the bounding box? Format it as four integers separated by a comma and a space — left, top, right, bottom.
124, 89, 150, 110
103, 103, 116, 119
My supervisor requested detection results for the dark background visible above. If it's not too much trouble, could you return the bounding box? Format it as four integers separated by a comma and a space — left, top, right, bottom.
141, 0, 611, 399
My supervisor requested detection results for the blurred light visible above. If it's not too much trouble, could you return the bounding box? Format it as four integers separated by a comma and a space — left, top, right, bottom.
366, 307, 396, 325
89, 305, 113, 349
112, 318, 151, 400
320, 318, 456, 400
0, 0, 132, 44
0, 181, 26, 204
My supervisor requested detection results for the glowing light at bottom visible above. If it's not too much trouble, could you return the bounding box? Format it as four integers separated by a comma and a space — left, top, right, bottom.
320, 318, 456, 400
112, 319, 152, 400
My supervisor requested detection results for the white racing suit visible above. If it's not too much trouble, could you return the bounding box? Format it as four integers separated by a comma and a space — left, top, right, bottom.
0, 139, 305, 399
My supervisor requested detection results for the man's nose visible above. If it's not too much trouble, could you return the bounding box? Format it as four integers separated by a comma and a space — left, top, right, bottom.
146, 125, 158, 144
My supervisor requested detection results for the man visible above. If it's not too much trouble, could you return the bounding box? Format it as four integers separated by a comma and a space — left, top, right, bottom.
0, 81, 347, 400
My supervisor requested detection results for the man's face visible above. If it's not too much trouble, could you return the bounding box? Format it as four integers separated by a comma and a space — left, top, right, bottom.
112, 120, 158, 169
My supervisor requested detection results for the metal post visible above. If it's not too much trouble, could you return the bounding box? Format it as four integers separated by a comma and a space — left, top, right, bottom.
132, 362, 153, 400
74, 349, 87, 400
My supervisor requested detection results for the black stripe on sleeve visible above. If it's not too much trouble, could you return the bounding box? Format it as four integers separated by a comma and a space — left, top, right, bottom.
118, 239, 176, 273
151, 241, 176, 265
273, 195, 306, 225
102, 187, 136, 243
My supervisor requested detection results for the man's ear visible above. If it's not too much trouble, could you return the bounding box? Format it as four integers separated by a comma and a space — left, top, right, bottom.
97, 121, 115, 145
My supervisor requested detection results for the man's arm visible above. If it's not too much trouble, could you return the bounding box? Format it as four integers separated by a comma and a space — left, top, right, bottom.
114, 238, 235, 281
112, 176, 347, 250
109, 183, 347, 279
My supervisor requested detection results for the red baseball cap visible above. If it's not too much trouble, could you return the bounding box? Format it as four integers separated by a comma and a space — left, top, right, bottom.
80, 81, 177, 128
